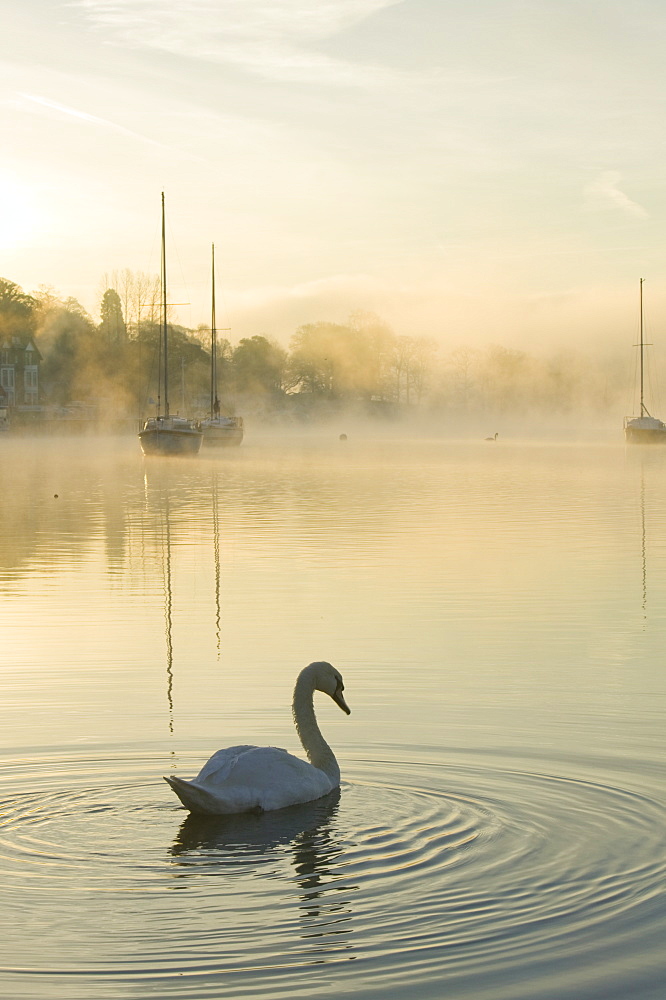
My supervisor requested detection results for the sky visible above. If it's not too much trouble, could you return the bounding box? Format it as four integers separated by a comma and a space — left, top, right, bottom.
2, 0, 666, 353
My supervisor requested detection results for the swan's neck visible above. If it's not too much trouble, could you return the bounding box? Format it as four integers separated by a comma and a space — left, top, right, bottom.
292, 675, 340, 783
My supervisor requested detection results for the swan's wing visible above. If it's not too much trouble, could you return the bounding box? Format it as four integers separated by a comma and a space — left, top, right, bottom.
175, 746, 335, 814
195, 745, 259, 782
220, 747, 333, 805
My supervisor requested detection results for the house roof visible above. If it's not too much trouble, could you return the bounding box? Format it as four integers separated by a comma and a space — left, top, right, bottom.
0, 335, 42, 362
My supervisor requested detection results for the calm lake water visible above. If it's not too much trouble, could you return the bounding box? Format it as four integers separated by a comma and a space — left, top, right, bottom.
1, 430, 664, 999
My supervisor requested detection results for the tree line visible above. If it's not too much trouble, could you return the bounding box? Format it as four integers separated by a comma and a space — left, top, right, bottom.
0, 274, 632, 426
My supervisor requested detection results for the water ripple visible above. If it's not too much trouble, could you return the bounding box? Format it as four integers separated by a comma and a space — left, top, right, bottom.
0, 751, 664, 999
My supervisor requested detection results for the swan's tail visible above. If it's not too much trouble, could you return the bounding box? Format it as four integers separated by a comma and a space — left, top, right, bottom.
164, 775, 229, 815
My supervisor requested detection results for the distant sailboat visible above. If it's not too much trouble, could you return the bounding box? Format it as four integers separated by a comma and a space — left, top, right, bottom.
624, 278, 666, 443
200, 243, 244, 448
139, 193, 203, 457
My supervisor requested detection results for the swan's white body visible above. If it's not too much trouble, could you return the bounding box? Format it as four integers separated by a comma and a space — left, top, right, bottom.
165, 662, 350, 815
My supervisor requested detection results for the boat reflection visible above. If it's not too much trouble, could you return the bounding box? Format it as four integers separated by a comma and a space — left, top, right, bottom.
625, 449, 659, 623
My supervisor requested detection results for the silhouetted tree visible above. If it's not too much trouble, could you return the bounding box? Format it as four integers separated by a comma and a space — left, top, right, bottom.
0, 278, 37, 337
99, 289, 127, 344
99, 269, 160, 339
231, 335, 287, 396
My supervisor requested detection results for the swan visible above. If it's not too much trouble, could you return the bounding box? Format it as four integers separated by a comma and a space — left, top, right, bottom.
164, 661, 350, 815
485, 432, 498, 441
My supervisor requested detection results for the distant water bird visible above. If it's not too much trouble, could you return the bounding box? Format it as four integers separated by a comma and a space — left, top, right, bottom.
165, 662, 351, 815
339, 433, 348, 441
485, 433, 498, 441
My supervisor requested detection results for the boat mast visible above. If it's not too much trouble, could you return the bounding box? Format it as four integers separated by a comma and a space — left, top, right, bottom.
210, 242, 217, 419
162, 191, 170, 418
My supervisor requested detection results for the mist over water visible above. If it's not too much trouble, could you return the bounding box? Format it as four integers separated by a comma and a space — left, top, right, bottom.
0, 431, 664, 999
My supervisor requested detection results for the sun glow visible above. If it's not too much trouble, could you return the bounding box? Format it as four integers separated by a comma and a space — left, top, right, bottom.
0, 172, 40, 251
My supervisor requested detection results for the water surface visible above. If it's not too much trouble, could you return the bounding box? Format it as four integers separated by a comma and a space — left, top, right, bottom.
0, 433, 664, 999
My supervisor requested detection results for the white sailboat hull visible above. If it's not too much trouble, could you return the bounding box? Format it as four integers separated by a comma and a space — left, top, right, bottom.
624, 416, 666, 443
201, 416, 244, 447
139, 416, 203, 456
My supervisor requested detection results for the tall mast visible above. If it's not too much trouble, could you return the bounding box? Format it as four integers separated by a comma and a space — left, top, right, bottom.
211, 242, 217, 418
162, 191, 169, 418
640, 277, 645, 416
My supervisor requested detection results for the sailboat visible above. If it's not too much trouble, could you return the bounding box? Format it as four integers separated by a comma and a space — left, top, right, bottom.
139, 193, 203, 457
624, 278, 666, 443
200, 243, 243, 448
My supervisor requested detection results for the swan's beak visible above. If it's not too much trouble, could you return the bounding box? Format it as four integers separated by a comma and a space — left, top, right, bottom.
333, 686, 351, 715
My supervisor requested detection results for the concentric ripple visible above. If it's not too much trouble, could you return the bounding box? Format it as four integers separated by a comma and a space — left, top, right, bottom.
0, 750, 664, 1000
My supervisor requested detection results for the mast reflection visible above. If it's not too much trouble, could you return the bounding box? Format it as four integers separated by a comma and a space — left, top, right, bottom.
640, 465, 647, 621
161, 489, 175, 733
211, 470, 222, 658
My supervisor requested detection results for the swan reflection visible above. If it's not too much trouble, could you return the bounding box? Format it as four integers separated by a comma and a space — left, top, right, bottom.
169, 786, 341, 857
168, 788, 357, 960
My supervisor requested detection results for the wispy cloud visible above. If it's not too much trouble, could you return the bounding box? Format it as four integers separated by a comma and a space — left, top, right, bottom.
73, 0, 404, 85
584, 170, 648, 218
73, 0, 400, 42
23, 93, 127, 127
19, 93, 183, 153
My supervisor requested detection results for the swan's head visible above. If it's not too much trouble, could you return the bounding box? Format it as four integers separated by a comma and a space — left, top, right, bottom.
306, 661, 351, 715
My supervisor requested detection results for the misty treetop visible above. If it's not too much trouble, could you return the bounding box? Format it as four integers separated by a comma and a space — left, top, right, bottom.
0, 275, 635, 423
0, 278, 36, 330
